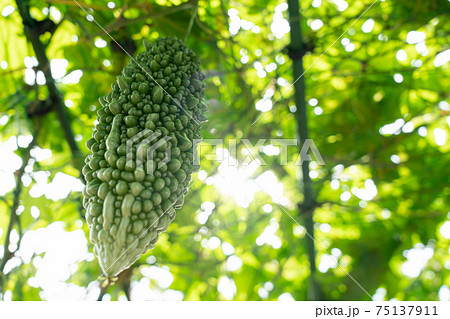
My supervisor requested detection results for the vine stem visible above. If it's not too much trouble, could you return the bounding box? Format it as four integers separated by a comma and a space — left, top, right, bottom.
0, 134, 38, 295
15, 0, 85, 182
286, 0, 321, 300
183, 0, 199, 43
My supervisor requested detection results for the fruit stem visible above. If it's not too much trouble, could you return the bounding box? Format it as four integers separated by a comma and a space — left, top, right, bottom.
183, 0, 199, 43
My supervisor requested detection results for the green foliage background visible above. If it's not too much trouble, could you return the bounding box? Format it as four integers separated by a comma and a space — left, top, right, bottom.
0, 0, 449, 300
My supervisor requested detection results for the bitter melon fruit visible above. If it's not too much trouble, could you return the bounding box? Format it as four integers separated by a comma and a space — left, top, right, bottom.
82, 37, 207, 277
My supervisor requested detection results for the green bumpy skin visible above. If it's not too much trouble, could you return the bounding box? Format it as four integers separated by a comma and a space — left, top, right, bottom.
82, 37, 207, 277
